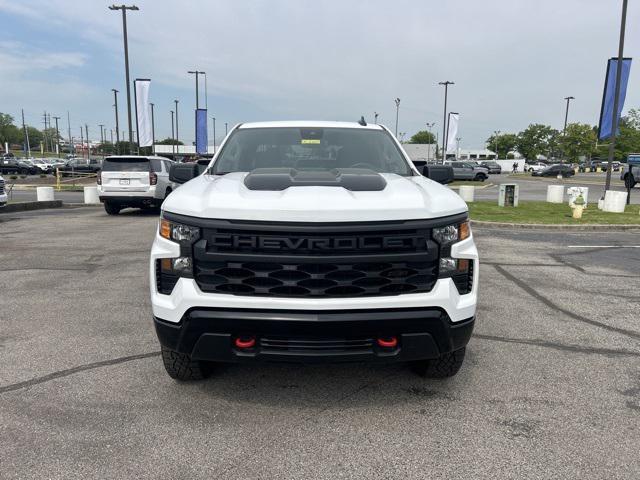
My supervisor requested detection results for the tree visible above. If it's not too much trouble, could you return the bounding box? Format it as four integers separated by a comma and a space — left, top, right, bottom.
157, 137, 184, 145
516, 124, 559, 160
408, 130, 436, 144
485, 133, 518, 158
558, 123, 596, 161
0, 113, 22, 146
25, 126, 43, 150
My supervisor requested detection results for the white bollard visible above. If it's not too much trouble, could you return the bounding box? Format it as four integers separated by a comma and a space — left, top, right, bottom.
546, 185, 564, 203
36, 186, 54, 202
83, 186, 100, 204
458, 185, 475, 202
602, 190, 628, 213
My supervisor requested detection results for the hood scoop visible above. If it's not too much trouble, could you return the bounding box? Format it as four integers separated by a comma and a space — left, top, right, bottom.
243, 168, 387, 191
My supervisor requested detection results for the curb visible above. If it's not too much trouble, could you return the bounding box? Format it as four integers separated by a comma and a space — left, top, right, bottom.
0, 200, 63, 213
64, 203, 102, 208
449, 182, 494, 191
470, 220, 640, 231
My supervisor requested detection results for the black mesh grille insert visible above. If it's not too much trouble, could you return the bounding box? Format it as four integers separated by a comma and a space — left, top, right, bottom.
260, 336, 374, 354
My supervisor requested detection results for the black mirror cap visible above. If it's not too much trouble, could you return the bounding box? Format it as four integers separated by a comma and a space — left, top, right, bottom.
423, 165, 454, 184
169, 163, 199, 184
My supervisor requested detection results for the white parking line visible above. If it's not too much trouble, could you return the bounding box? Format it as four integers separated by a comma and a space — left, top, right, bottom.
568, 245, 640, 249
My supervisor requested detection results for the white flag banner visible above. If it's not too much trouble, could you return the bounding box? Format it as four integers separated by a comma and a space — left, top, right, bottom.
135, 79, 153, 147
446, 113, 459, 154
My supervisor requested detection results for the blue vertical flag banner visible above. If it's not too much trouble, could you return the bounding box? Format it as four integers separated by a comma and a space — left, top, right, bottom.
196, 109, 208, 155
598, 58, 632, 141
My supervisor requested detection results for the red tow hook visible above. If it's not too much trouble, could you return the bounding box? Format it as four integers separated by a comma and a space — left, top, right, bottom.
377, 337, 398, 348
234, 336, 256, 349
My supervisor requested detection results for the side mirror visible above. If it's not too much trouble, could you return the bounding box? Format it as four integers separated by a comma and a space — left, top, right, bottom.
423, 165, 454, 184
169, 162, 199, 184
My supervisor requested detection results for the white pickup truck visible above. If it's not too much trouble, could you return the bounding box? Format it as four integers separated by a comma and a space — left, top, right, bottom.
149, 121, 478, 381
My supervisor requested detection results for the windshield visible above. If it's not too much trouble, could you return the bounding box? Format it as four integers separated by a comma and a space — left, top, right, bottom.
211, 127, 413, 176
102, 157, 150, 172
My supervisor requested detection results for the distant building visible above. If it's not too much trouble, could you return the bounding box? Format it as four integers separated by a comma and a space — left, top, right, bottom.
402, 143, 437, 161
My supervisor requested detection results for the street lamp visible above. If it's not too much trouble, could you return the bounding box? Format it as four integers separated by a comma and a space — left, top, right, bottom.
426, 122, 436, 161
225, 122, 228, 136
53, 116, 61, 158
439, 81, 454, 160
562, 96, 575, 163
394, 98, 400, 137
187, 70, 205, 109
108, 4, 139, 153
111, 88, 120, 154
493, 130, 501, 159
374, 112, 379, 124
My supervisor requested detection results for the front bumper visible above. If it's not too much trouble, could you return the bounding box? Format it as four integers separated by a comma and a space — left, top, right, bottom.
154, 308, 474, 363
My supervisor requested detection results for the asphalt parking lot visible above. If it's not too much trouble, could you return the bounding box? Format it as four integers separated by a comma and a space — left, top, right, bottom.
1, 207, 639, 479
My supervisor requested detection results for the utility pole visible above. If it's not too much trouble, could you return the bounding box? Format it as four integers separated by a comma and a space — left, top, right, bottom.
439, 81, 454, 160
21, 109, 30, 157
187, 70, 205, 109
606, 0, 628, 195
53, 116, 61, 158
174, 99, 179, 154
493, 130, 501, 159
394, 98, 401, 137
426, 122, 436, 161
374, 112, 379, 124
150, 102, 155, 154
112, 88, 120, 154
109, 4, 139, 153
67, 111, 72, 156
80, 127, 84, 160
42, 111, 49, 154
99, 124, 105, 154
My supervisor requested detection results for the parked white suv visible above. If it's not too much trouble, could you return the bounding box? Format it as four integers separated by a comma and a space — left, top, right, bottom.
0, 175, 7, 207
97, 155, 175, 215
150, 121, 478, 381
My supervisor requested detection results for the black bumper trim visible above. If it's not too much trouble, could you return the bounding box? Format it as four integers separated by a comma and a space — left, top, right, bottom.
153, 308, 474, 364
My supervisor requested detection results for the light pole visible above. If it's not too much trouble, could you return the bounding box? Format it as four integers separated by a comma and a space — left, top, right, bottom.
80, 126, 84, 160
212, 116, 216, 153
170, 110, 175, 156
493, 130, 501, 159
394, 98, 400, 137
111, 88, 120, 154
187, 70, 205, 109
225, 122, 228, 136
374, 112, 379, 124
150, 102, 155, 153
108, 4, 139, 153
426, 122, 436, 161
561, 96, 575, 163
174, 99, 179, 154
53, 116, 61, 158
606, 0, 628, 194
85, 124, 89, 159
66, 111, 72, 155
99, 124, 105, 152
439, 81, 454, 160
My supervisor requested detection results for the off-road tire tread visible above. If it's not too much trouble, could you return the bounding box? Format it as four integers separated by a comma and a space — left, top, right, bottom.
412, 347, 466, 378
161, 346, 208, 381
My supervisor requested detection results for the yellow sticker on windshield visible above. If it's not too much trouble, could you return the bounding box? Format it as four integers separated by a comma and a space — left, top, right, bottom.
301, 139, 321, 144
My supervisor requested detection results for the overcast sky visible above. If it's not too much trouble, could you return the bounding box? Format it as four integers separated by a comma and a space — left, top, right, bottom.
1, 0, 638, 148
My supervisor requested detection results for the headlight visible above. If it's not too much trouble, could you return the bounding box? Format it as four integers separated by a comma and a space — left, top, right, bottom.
432, 220, 470, 246
159, 218, 200, 243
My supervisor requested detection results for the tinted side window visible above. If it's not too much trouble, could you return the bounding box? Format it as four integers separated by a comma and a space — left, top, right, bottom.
151, 159, 163, 172
162, 160, 172, 172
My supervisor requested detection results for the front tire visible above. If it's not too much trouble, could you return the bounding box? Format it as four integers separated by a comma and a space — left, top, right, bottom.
474, 173, 486, 182
411, 347, 466, 378
104, 201, 120, 215
161, 346, 211, 381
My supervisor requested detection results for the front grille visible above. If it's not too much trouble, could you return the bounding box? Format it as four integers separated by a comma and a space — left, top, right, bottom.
191, 219, 442, 299
260, 336, 374, 354
194, 259, 438, 297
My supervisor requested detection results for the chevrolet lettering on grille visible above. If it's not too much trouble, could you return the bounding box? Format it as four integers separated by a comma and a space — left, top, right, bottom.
210, 234, 422, 251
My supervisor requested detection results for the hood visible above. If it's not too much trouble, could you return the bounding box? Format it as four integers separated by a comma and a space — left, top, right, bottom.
162, 172, 467, 222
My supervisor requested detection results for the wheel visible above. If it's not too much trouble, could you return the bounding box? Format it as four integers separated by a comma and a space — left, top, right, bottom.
161, 346, 211, 381
104, 201, 120, 215
528, 168, 534, 173
19, 168, 29, 175
624, 174, 636, 189
411, 347, 466, 378
474, 173, 486, 182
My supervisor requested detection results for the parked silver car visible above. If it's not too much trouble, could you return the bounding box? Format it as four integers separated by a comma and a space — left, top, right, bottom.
97, 155, 176, 215
445, 161, 489, 181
